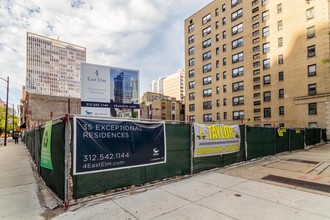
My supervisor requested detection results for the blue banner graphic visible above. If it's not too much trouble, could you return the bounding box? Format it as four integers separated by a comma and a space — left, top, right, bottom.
73, 117, 166, 175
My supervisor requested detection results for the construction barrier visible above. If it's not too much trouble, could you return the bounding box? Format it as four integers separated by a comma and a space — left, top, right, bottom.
23, 115, 328, 205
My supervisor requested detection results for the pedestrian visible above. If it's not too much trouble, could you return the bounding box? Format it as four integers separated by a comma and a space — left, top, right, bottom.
13, 132, 18, 144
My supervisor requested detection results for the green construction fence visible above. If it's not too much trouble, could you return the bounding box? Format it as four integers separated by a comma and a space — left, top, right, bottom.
23, 117, 328, 203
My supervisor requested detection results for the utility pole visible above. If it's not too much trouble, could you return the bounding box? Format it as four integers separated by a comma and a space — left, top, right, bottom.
12, 103, 14, 133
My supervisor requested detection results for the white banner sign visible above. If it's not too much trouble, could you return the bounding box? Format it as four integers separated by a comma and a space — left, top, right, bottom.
194, 123, 241, 157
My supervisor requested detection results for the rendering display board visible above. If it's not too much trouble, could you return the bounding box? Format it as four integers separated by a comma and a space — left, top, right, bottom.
81, 63, 139, 117
193, 123, 241, 157
73, 116, 166, 175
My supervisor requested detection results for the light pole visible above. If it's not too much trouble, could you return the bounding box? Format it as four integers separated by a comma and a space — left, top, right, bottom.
0, 77, 9, 146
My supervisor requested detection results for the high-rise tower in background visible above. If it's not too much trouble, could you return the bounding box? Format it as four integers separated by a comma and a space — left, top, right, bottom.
26, 32, 86, 98
185, 0, 330, 133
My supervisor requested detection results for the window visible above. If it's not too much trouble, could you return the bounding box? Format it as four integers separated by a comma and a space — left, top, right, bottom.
216, 47, 220, 55
263, 42, 270, 53
223, 71, 227, 79
188, 35, 195, 44
216, 60, 220, 68
252, 30, 259, 37
232, 37, 244, 49
307, 26, 315, 39
223, 44, 227, 52
189, 81, 195, 89
306, 7, 314, 20
202, 14, 211, 25
252, 7, 259, 13
278, 37, 283, 47
231, 0, 242, 7
308, 64, 316, 76
254, 84, 261, 90
279, 106, 284, 116
233, 96, 244, 106
253, 61, 260, 67
254, 92, 260, 98
189, 104, 195, 111
222, 4, 226, 12
203, 101, 212, 110
222, 58, 226, 66
203, 88, 212, 97
188, 24, 194, 33
277, 20, 283, 30
216, 34, 220, 42
203, 76, 212, 85
279, 71, 284, 81
254, 116, 261, 122
203, 51, 211, 60
307, 45, 315, 57
202, 26, 211, 37
263, 75, 271, 85
263, 59, 270, 69
223, 31, 226, 39
263, 91, 271, 101
203, 63, 212, 73
223, 85, 227, 92
253, 37, 260, 44
232, 81, 244, 91
253, 77, 260, 83
232, 23, 243, 35
223, 98, 227, 106
252, 22, 259, 29
189, 115, 195, 121
188, 46, 195, 55
233, 111, 244, 120
262, 0, 269, 5
252, 0, 258, 6
216, 86, 220, 94
277, 3, 282, 14
216, 73, 220, 80
203, 38, 211, 48
217, 113, 220, 120
278, 54, 284, 64
232, 66, 244, 77
231, 8, 243, 21
252, 14, 259, 21
216, 99, 220, 107
308, 103, 317, 115
224, 112, 227, 120
253, 53, 260, 60
215, 21, 219, 29
189, 92, 195, 100
222, 17, 226, 25
215, 8, 219, 16
308, 83, 316, 95
253, 69, 260, 75
189, 69, 195, 78
254, 101, 261, 106
279, 89, 284, 98
253, 45, 260, 52
232, 52, 244, 63
262, 26, 270, 37
203, 114, 212, 122
262, 10, 269, 21
264, 107, 271, 118
189, 58, 195, 66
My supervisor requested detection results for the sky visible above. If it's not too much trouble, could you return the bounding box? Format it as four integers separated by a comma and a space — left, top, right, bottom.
0, 0, 212, 108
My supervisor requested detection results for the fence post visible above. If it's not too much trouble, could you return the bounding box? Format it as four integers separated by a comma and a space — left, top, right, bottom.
304, 128, 307, 149
64, 114, 71, 208
190, 122, 194, 175
289, 129, 291, 152
244, 125, 248, 161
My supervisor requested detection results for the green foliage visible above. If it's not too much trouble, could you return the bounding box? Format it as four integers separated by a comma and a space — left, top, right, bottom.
0, 107, 18, 134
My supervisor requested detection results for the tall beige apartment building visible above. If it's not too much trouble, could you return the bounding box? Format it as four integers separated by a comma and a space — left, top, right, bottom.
26, 32, 86, 98
185, 0, 330, 135
163, 69, 185, 103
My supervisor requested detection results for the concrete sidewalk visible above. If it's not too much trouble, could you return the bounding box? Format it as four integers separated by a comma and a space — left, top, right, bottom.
0, 140, 44, 219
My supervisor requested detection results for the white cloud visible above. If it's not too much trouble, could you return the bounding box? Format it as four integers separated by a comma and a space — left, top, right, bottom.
0, 0, 211, 105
